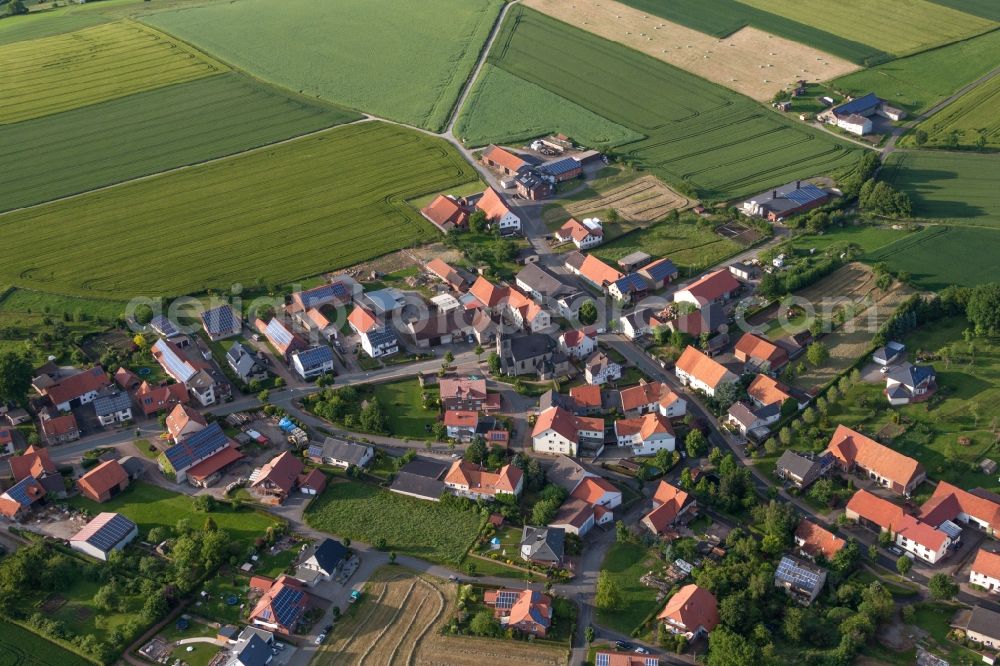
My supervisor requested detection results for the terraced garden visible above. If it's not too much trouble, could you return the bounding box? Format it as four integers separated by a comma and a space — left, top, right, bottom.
0, 20, 226, 124
0, 122, 478, 298
460, 7, 861, 201
0, 73, 359, 212
145, 0, 502, 131
880, 151, 1000, 224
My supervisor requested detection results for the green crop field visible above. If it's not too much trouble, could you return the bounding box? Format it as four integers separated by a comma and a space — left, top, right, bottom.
0, 122, 478, 298
881, 151, 1000, 224
454, 63, 642, 147
738, 0, 997, 56
929, 0, 1000, 21
0, 73, 359, 212
913, 73, 1000, 149
0, 621, 96, 666
615, 0, 887, 64
461, 8, 861, 201
145, 0, 502, 131
594, 220, 742, 277
0, 20, 226, 124
0, 288, 127, 322
305, 479, 484, 565
832, 29, 1000, 114
866, 225, 1000, 289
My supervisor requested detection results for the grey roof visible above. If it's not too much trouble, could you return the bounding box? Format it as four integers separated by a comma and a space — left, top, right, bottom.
150, 315, 179, 338
521, 526, 564, 562
776, 450, 820, 479
118, 456, 144, 478
390, 471, 445, 500
564, 251, 586, 271
399, 457, 449, 479
873, 342, 905, 363
409, 310, 468, 341
364, 288, 405, 314
729, 261, 751, 274
967, 605, 1000, 640
538, 389, 571, 413
310, 538, 347, 574
228, 342, 263, 379
744, 181, 829, 215
537, 157, 581, 177
308, 438, 371, 466
93, 391, 131, 417
727, 401, 759, 429
756, 402, 781, 420
886, 363, 935, 389
506, 333, 554, 363
618, 251, 650, 267
516, 263, 574, 298
832, 92, 882, 118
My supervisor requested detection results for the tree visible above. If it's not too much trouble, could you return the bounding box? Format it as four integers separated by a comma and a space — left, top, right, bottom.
532, 498, 560, 525
831, 538, 860, 573
615, 520, 630, 543
685, 429, 708, 458
878, 530, 892, 547
5, 0, 28, 16
94, 583, 121, 612
594, 570, 622, 610
706, 628, 760, 666
388, 551, 397, 564
585, 626, 595, 643
468, 210, 488, 233
967, 283, 1000, 336
783, 607, 805, 641
929, 573, 958, 599
360, 397, 387, 432
134, 304, 155, 325
444, 350, 455, 365
896, 555, 912, 575
714, 381, 741, 410
375, 537, 388, 551
194, 495, 216, 512
808, 478, 834, 506
0, 352, 32, 406
474, 344, 484, 361
913, 129, 928, 146
806, 342, 829, 367
464, 437, 487, 464
578, 300, 598, 326
470, 609, 501, 636
487, 352, 501, 376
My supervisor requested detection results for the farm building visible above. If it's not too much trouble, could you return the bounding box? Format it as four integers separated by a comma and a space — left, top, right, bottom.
638, 257, 679, 288
482, 144, 527, 176
818, 92, 905, 135
425, 258, 468, 292
673, 269, 740, 308
70, 512, 138, 561
77, 460, 129, 503
608, 273, 648, 304
567, 254, 623, 292
159, 422, 243, 486
420, 194, 470, 233
389, 457, 449, 502
537, 156, 582, 182
728, 262, 755, 281
515, 170, 552, 200
740, 181, 831, 221
34, 365, 110, 412
734, 332, 789, 372
825, 425, 925, 496
845, 489, 950, 564
250, 451, 304, 505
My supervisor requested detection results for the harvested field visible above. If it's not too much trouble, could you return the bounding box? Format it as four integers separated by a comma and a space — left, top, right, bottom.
0, 21, 226, 124
316, 568, 566, 666
563, 175, 691, 223
523, 0, 858, 101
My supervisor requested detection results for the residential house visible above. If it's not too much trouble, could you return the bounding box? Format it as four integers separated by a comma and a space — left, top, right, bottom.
420, 194, 470, 233
747, 374, 797, 409
165, 403, 206, 444
77, 460, 129, 503
663, 303, 727, 342
775, 450, 834, 489
256, 318, 306, 361
571, 254, 624, 293
825, 424, 925, 495
149, 314, 181, 340
444, 460, 523, 500
620, 380, 685, 418
919, 480, 1000, 537
444, 410, 479, 440
224, 632, 273, 666
734, 332, 789, 372
557, 218, 603, 249
885, 363, 937, 405
114, 367, 141, 391
93, 390, 132, 427
289, 282, 351, 314
546, 471, 618, 536
476, 187, 521, 234
363, 288, 406, 317
425, 258, 468, 292
619, 307, 664, 341
348, 307, 398, 358
0, 476, 46, 521
774, 555, 827, 605
405, 309, 473, 348
152, 339, 216, 406
0, 429, 12, 458
961, 605, 1000, 649
514, 263, 582, 318
971, 549, 1000, 592
531, 406, 603, 457
482, 144, 526, 176
294, 306, 338, 342
674, 346, 737, 397
569, 385, 602, 413
728, 262, 755, 281
250, 452, 304, 505
296, 468, 327, 496
585, 351, 622, 386
69, 512, 138, 561
673, 270, 741, 308
614, 412, 675, 455
249, 575, 310, 635
845, 489, 951, 563
642, 481, 696, 536
740, 181, 831, 221
388, 457, 449, 502
200, 304, 242, 341
484, 589, 552, 637
520, 526, 565, 567
514, 169, 552, 201
497, 333, 569, 378
658, 584, 719, 639
227, 342, 268, 383
37, 365, 109, 412
295, 538, 347, 586
725, 400, 780, 438
306, 438, 373, 469
794, 519, 846, 561
290, 346, 335, 380
160, 422, 243, 486
504, 287, 551, 333
571, 475, 622, 510
9, 445, 59, 489
40, 412, 80, 445
134, 381, 188, 417
608, 273, 648, 304
439, 377, 500, 412
872, 341, 906, 366
559, 329, 597, 360
593, 653, 659, 666
639, 257, 679, 289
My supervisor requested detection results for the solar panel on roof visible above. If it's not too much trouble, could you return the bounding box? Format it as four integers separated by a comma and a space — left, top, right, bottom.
776, 556, 823, 591
265, 319, 294, 347
595, 654, 609, 666
165, 422, 229, 470
644, 259, 677, 281
201, 304, 239, 336
494, 590, 519, 610
5, 477, 40, 506
271, 586, 305, 627
366, 328, 397, 347
295, 346, 334, 368
301, 283, 348, 309
785, 183, 826, 206
84, 514, 136, 551
153, 340, 196, 383
150, 314, 179, 338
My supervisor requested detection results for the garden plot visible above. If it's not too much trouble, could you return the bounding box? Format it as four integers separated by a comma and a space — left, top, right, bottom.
563, 175, 692, 223
523, 0, 858, 101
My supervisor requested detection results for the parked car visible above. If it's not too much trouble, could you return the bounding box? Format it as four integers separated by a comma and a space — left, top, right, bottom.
349, 590, 362, 603
889, 545, 903, 556
324, 624, 334, 633
615, 641, 633, 651
314, 633, 326, 645
634, 647, 649, 655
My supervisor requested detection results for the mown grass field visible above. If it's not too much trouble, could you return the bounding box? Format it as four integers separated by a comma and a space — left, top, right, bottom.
595, 542, 661, 635
146, 0, 502, 131
462, 8, 861, 202
0, 620, 96, 666
594, 220, 742, 277
832, 29, 1000, 114
305, 479, 484, 565
372, 378, 438, 440
615, 0, 887, 64
913, 73, 1000, 149
866, 226, 1000, 289
737, 0, 997, 56
789, 224, 922, 255
881, 150, 1000, 224
0, 122, 478, 298
0, 73, 359, 212
454, 63, 641, 147
66, 481, 278, 548
929, 0, 1000, 21
0, 20, 226, 124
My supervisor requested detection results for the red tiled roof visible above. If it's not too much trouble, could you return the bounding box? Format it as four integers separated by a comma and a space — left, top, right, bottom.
639, 412, 673, 440
747, 374, 793, 407
658, 584, 719, 633
677, 269, 740, 305
845, 489, 905, 530
10, 445, 57, 481
920, 480, 1000, 533
972, 549, 1000, 581
593, 652, 660, 666
439, 378, 488, 401
347, 307, 378, 334
297, 468, 327, 493
444, 410, 478, 428
469, 276, 507, 308
425, 258, 464, 288
619, 381, 665, 412
795, 519, 846, 560
252, 451, 304, 495
894, 513, 948, 551
578, 254, 623, 287
0, 497, 22, 518
445, 461, 522, 495
734, 332, 788, 367
570, 476, 618, 504
421, 194, 469, 229
134, 381, 188, 416
482, 145, 526, 173
40, 414, 78, 438
506, 589, 552, 632
43, 366, 109, 406
249, 575, 274, 593
826, 425, 923, 490
186, 444, 243, 481
477, 187, 514, 222
570, 384, 602, 409
166, 403, 206, 441
78, 460, 128, 500
532, 406, 578, 442
114, 367, 140, 389
675, 346, 734, 390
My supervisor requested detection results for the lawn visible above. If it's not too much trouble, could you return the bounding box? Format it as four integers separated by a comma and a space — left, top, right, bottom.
254, 547, 299, 578
65, 481, 279, 549
0, 620, 96, 666
0, 73, 359, 212
831, 29, 1000, 114
880, 151, 1000, 225
595, 541, 661, 635
910, 601, 981, 665
737, 0, 996, 56
865, 226, 1000, 289
593, 218, 742, 277
304, 479, 484, 565
373, 378, 439, 439
145, 0, 502, 131
0, 122, 479, 298
912, 72, 1000, 149
460, 7, 861, 202
788, 223, 923, 255
195, 573, 249, 625
0, 20, 226, 124
614, 0, 887, 64
32, 578, 142, 641
162, 617, 221, 666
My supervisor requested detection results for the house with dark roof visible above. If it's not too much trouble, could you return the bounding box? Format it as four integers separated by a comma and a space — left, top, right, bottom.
290, 346, 335, 380
740, 181, 831, 221
885, 363, 936, 405
226, 633, 272, 666
619, 307, 665, 341
69, 512, 137, 561
295, 538, 347, 586
515, 263, 581, 318
872, 341, 906, 366
774, 555, 827, 605
609, 272, 648, 304
159, 422, 242, 486
306, 437, 374, 469
639, 257, 679, 289
389, 457, 449, 502
228, 342, 268, 384
78, 460, 129, 503
290, 282, 351, 314
962, 605, 1000, 651
200, 304, 242, 341
497, 333, 569, 378
249, 575, 310, 635
250, 451, 304, 505
775, 450, 833, 489
256, 318, 306, 361
725, 401, 779, 438
520, 526, 565, 567
585, 351, 622, 386
93, 390, 133, 427
538, 156, 582, 182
